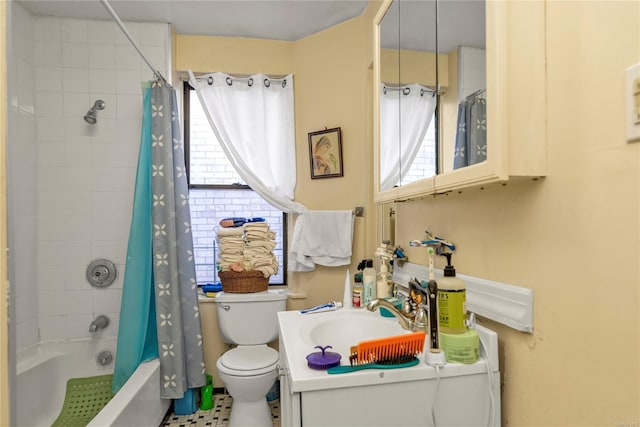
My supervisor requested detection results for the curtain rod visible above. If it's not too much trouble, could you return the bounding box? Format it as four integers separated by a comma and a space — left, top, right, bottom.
100, 0, 166, 82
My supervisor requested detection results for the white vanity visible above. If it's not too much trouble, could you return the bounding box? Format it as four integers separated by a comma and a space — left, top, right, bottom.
278, 309, 501, 427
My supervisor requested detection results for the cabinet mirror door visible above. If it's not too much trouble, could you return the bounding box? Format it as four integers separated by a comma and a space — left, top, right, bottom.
374, 0, 487, 201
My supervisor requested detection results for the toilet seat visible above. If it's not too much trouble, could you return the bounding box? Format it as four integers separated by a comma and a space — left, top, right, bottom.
218, 345, 278, 376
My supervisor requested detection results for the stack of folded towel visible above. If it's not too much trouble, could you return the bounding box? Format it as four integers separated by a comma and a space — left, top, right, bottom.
243, 222, 279, 278
215, 221, 279, 278
216, 227, 245, 272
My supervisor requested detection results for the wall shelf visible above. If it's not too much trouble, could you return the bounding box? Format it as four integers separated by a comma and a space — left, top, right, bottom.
392, 262, 533, 333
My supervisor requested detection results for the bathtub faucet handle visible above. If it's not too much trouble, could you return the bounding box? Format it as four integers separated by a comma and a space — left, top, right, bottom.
89, 315, 110, 332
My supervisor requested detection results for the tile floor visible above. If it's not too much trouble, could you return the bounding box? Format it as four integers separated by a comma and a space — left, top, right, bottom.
160, 394, 281, 427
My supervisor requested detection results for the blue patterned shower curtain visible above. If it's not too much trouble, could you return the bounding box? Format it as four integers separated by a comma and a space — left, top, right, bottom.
453, 95, 487, 169
113, 80, 206, 399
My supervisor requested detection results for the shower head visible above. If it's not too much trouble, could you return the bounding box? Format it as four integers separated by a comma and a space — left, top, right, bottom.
84, 99, 105, 124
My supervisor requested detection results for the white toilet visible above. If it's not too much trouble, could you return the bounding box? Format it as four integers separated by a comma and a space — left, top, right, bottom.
214, 289, 287, 427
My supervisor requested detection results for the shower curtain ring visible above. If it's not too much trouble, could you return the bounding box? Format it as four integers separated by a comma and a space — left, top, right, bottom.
282, 80, 287, 88
226, 77, 232, 86
207, 76, 213, 85
248, 78, 253, 87
263, 78, 270, 88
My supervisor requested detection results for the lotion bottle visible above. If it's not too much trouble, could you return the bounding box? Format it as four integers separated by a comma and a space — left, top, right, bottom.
437, 253, 467, 334
376, 262, 393, 299
362, 259, 376, 305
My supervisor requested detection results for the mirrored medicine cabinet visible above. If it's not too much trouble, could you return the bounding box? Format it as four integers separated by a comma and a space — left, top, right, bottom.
373, 0, 546, 204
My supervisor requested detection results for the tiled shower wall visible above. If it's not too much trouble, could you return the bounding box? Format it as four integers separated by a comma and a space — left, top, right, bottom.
9, 2, 171, 351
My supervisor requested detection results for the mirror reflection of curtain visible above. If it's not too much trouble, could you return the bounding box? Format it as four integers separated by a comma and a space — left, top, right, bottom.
380, 83, 437, 191
453, 93, 487, 169
188, 71, 305, 214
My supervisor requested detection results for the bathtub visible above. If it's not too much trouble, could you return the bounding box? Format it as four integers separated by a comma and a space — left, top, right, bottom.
16, 338, 170, 427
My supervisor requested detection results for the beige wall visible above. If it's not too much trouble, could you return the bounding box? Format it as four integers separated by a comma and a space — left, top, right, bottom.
396, 1, 640, 425
177, 2, 382, 387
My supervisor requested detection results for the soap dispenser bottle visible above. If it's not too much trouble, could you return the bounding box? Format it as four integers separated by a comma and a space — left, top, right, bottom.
437, 253, 467, 334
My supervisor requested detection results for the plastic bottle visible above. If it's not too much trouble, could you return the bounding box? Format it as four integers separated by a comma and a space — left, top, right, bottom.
376, 262, 393, 299
352, 274, 363, 308
362, 259, 377, 305
437, 253, 467, 334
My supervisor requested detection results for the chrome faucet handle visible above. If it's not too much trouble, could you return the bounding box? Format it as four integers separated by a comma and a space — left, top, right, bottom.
412, 303, 429, 333
401, 295, 414, 315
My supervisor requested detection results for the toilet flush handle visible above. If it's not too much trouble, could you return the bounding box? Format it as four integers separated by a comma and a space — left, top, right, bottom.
216, 302, 230, 311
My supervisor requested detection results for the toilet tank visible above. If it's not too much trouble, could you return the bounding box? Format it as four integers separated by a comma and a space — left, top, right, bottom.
215, 290, 288, 345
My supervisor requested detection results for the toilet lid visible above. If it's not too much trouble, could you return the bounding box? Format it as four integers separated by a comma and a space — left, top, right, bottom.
219, 345, 279, 372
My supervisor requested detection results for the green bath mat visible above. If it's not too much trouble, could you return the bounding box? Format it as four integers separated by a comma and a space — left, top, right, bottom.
52, 374, 114, 427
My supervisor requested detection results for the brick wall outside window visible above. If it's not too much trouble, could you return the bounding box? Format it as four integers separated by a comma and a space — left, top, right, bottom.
187, 92, 285, 285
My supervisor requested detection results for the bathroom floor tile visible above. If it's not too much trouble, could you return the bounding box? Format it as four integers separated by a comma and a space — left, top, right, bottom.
160, 393, 280, 427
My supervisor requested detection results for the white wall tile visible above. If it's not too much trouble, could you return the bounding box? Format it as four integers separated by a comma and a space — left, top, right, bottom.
65, 265, 89, 291
37, 241, 66, 268
66, 314, 94, 339
39, 291, 68, 316
65, 240, 92, 267
63, 68, 90, 93
63, 92, 90, 118
138, 24, 168, 47
89, 69, 116, 95
15, 294, 36, 324
13, 30, 34, 64
35, 67, 63, 92
19, 318, 39, 349
88, 93, 117, 119
66, 290, 94, 315
116, 69, 143, 94
34, 42, 62, 67
16, 58, 35, 114
65, 142, 93, 165
115, 21, 141, 45
115, 44, 141, 70
62, 42, 89, 68
37, 117, 65, 141
116, 94, 143, 119
39, 315, 67, 341
91, 241, 120, 263
35, 17, 61, 42
92, 288, 121, 313
88, 20, 116, 44
37, 215, 68, 241
38, 267, 66, 291
89, 44, 115, 69
61, 19, 88, 43
37, 166, 66, 192
35, 91, 63, 118
37, 142, 67, 166
27, 18, 171, 344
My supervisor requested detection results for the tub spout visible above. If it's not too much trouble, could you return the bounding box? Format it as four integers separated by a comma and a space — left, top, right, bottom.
89, 315, 110, 333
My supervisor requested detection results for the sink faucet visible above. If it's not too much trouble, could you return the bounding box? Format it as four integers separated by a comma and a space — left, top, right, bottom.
366, 298, 428, 333
89, 315, 110, 333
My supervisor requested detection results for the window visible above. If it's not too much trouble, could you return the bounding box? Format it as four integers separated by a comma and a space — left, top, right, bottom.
183, 82, 287, 286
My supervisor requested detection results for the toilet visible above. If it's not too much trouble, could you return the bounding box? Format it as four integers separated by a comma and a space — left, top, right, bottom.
214, 289, 287, 427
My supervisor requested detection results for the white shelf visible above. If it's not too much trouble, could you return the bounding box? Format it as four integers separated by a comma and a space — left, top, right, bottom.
392, 262, 534, 333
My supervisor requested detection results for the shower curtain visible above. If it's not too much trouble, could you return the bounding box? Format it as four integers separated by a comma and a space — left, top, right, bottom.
453, 94, 487, 169
113, 80, 205, 399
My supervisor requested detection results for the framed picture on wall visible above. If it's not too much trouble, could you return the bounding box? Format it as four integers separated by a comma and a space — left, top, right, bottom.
308, 127, 343, 179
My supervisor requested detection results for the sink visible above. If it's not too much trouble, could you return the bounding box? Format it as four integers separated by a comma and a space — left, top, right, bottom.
298, 309, 408, 365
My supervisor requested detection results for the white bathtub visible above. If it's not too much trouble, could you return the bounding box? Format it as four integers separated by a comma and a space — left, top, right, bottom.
16, 338, 170, 427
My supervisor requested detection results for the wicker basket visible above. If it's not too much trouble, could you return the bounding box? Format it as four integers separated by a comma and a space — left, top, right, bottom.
218, 270, 268, 293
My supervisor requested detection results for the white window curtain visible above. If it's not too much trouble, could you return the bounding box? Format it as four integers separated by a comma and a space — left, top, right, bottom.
379, 83, 437, 191
188, 71, 305, 214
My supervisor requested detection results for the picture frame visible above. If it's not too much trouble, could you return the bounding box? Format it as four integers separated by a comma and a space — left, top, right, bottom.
308, 127, 343, 179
